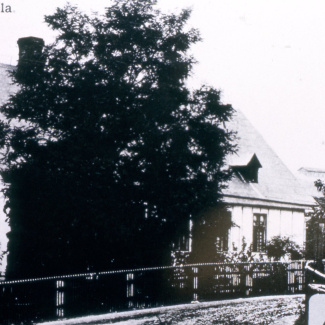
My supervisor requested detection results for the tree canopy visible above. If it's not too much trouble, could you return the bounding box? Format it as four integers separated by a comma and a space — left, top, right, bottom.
1, 0, 235, 278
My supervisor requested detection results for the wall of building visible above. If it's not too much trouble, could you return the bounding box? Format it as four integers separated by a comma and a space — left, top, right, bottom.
0, 63, 16, 105
228, 205, 306, 251
0, 64, 16, 276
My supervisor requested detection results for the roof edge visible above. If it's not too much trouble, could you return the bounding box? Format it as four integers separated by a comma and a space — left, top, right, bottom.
223, 194, 316, 208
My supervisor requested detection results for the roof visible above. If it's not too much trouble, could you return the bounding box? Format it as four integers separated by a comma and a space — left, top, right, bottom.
299, 167, 325, 174
0, 63, 17, 106
223, 110, 315, 208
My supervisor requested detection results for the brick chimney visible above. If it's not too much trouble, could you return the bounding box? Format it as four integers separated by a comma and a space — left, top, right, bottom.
16, 36, 45, 84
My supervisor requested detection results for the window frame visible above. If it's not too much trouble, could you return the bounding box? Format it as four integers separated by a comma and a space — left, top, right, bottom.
252, 213, 267, 252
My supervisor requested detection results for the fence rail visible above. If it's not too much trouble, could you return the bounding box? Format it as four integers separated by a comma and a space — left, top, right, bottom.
0, 260, 306, 324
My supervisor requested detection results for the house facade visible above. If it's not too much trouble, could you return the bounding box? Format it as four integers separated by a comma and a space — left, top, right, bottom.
222, 110, 315, 253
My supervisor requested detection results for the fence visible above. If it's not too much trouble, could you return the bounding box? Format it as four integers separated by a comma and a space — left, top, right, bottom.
0, 260, 305, 324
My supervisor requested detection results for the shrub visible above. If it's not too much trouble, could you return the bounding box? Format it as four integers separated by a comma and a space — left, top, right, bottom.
266, 236, 304, 261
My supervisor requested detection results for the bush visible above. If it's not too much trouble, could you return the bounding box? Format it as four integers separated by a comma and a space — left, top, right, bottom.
222, 237, 264, 263
266, 236, 304, 261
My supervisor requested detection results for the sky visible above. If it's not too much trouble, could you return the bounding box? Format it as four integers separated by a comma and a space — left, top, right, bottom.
1, 0, 325, 174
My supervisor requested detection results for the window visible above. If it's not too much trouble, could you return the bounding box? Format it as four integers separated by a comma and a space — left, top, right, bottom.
253, 214, 267, 252
234, 165, 259, 183
176, 235, 190, 251
231, 153, 262, 183
216, 234, 228, 251
215, 210, 231, 251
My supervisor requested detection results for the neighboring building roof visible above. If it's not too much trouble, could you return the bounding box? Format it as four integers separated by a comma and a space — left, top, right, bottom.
299, 167, 325, 176
223, 110, 315, 209
0, 63, 17, 106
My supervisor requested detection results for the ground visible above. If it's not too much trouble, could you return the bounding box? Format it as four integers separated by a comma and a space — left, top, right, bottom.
37, 294, 305, 325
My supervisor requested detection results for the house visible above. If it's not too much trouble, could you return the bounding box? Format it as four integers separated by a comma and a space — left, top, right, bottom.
221, 110, 316, 253
175, 110, 315, 263
0, 36, 317, 274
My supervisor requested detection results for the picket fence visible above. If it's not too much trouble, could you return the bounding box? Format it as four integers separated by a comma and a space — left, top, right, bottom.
0, 260, 305, 324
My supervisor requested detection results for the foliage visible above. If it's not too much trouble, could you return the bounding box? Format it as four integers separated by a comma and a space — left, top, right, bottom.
306, 199, 325, 260
266, 236, 304, 261
222, 236, 303, 263
188, 205, 234, 263
305, 181, 325, 261
191, 234, 303, 264
225, 237, 261, 263
0, 0, 235, 278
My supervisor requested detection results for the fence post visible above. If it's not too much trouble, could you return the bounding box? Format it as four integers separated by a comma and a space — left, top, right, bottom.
244, 264, 251, 296
55, 280, 65, 318
192, 267, 198, 302
126, 273, 134, 308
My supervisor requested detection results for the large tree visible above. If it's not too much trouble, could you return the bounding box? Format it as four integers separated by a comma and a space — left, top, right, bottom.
1, 0, 235, 278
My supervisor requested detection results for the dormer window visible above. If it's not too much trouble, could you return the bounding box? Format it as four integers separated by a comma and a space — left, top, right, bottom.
230, 153, 262, 183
